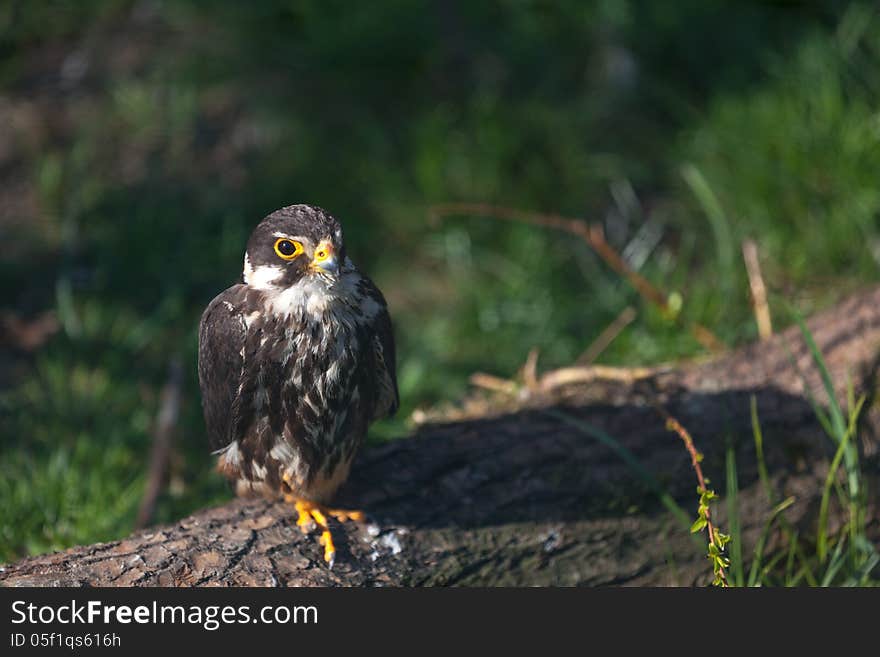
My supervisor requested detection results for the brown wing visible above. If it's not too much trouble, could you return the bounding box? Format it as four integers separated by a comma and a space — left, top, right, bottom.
198, 284, 248, 452
361, 276, 399, 420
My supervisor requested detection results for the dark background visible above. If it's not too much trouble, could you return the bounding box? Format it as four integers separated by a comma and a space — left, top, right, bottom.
2, 0, 879, 561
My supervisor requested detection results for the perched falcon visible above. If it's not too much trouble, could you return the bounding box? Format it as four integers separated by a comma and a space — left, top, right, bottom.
198, 204, 399, 565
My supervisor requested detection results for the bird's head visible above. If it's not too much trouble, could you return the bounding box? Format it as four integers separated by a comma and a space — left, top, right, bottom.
242, 204, 348, 291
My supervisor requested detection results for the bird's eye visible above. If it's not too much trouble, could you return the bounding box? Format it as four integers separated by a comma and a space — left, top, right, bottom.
274, 238, 303, 260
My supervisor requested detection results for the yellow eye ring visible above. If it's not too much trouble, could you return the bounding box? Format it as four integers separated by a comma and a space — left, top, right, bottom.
274, 238, 303, 260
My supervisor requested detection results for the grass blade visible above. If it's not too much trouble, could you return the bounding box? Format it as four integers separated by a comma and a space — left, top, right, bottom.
681, 164, 735, 307
792, 312, 846, 435
783, 529, 800, 586
844, 550, 879, 586
544, 409, 693, 534
817, 420, 852, 563
747, 496, 796, 586
750, 395, 775, 504
792, 311, 859, 501
821, 532, 849, 586
816, 394, 864, 563
725, 441, 743, 586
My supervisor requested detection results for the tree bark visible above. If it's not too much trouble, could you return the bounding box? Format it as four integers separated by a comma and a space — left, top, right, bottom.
3, 287, 880, 587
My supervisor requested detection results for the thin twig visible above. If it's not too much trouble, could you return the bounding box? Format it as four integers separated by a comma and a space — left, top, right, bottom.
522, 347, 540, 391
742, 239, 773, 341
468, 372, 519, 396
470, 363, 659, 396
135, 358, 183, 529
655, 405, 729, 586
577, 306, 637, 364
539, 364, 657, 390
661, 412, 709, 496
429, 202, 726, 352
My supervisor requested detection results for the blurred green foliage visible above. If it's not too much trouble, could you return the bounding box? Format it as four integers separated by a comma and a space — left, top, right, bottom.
1, 1, 878, 561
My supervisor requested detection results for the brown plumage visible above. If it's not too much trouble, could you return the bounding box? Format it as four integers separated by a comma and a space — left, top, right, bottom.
198, 205, 398, 519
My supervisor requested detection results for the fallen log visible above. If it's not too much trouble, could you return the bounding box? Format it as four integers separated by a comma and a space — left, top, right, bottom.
3, 287, 880, 586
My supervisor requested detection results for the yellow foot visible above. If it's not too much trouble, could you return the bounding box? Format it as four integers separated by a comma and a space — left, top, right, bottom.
283, 495, 366, 568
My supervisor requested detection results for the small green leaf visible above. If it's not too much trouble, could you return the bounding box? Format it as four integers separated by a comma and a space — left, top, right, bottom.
691, 517, 708, 533
666, 291, 683, 319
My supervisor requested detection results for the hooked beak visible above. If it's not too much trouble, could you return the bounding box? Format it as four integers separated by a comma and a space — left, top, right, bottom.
310, 241, 339, 276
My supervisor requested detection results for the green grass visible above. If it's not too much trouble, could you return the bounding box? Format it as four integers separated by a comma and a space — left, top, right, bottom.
552, 318, 878, 586
717, 324, 877, 586
540, 313, 877, 586
2, 1, 879, 565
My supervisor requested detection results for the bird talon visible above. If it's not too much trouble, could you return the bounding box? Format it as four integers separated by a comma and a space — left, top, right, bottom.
286, 497, 365, 567
330, 509, 365, 523
320, 530, 336, 566
294, 500, 316, 533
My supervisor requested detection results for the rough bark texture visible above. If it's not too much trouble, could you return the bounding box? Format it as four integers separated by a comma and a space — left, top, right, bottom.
3, 288, 880, 587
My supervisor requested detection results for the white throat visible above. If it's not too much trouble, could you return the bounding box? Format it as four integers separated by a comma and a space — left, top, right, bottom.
269, 276, 339, 319
245, 264, 343, 320
243, 255, 375, 322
